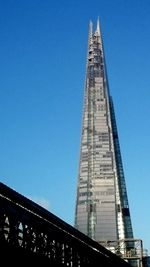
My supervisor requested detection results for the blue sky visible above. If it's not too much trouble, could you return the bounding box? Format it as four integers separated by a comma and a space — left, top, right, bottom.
0, 0, 150, 253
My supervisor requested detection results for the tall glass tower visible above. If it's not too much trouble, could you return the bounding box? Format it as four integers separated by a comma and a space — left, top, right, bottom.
75, 19, 133, 244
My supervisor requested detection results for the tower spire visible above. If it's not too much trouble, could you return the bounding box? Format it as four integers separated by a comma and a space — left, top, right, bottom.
89, 20, 93, 38
96, 16, 100, 35
88, 20, 93, 46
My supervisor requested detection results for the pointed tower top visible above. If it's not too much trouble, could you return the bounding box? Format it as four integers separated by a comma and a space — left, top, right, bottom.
89, 20, 93, 37
96, 17, 100, 36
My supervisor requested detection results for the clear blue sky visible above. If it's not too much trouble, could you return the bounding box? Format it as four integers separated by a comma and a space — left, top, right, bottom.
0, 0, 150, 253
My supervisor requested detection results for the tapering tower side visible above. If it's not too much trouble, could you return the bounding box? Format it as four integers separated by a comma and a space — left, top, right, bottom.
75, 19, 133, 244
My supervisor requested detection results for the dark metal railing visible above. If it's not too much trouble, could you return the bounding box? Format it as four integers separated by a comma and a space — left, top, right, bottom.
0, 182, 131, 266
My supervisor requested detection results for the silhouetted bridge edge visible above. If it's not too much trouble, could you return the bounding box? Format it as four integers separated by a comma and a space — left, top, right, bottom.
0, 182, 131, 266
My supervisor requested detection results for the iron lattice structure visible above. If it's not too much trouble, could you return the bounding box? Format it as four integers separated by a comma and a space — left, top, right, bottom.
75, 18, 133, 244
0, 182, 131, 267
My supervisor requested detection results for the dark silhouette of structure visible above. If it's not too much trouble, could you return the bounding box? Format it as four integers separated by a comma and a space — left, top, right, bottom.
0, 182, 131, 266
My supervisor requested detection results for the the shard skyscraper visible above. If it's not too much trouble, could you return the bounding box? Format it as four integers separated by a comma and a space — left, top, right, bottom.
75, 19, 134, 245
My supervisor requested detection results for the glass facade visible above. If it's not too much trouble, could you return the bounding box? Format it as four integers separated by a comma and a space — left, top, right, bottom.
75, 19, 133, 243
